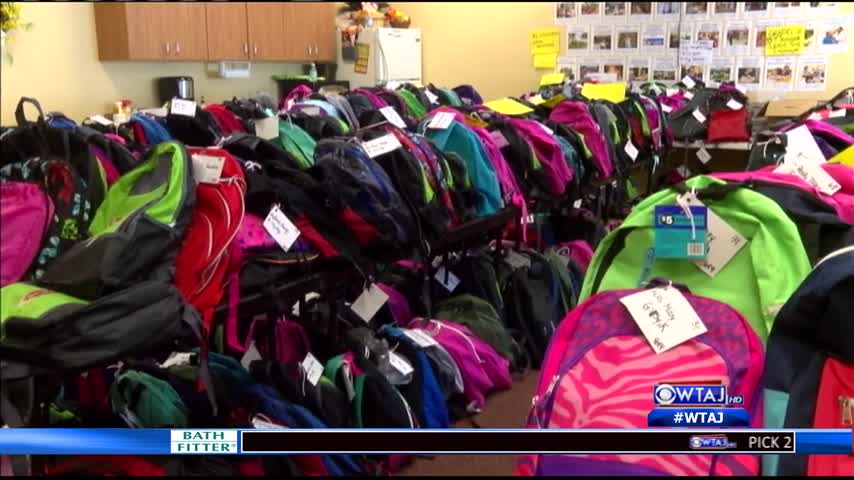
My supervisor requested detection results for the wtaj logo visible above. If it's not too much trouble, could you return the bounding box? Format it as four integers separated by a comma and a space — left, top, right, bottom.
689, 435, 737, 450
654, 382, 744, 406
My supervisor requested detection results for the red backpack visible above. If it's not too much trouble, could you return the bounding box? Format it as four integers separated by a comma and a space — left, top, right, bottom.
174, 148, 246, 332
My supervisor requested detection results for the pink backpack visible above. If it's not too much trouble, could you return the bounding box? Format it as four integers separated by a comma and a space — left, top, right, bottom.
508, 118, 574, 195
0, 182, 55, 287
518, 287, 764, 476
407, 318, 512, 411
549, 101, 614, 178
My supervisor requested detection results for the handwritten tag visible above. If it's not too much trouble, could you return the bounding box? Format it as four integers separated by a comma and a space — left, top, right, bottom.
726, 99, 743, 110
784, 125, 826, 166
490, 130, 510, 148
361, 134, 402, 158
171, 98, 197, 117
252, 416, 284, 429
425, 90, 439, 105
404, 329, 438, 348
263, 205, 301, 252
90, 115, 113, 126
389, 351, 414, 376
662, 104, 673, 113
380, 106, 407, 129
684, 91, 695, 100
666, 88, 679, 97
830, 109, 847, 118
625, 140, 639, 161
686, 196, 748, 278
692, 109, 706, 123
159, 352, 194, 369
301, 352, 324, 386
191, 154, 225, 184
681, 76, 697, 89
351, 283, 389, 323
696, 147, 712, 164
775, 157, 842, 196
428, 112, 455, 130
434, 267, 461, 292
254, 117, 279, 140
619, 287, 708, 354
240, 341, 262, 370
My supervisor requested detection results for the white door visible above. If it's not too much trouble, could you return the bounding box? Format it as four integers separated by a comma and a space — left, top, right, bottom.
376, 28, 422, 83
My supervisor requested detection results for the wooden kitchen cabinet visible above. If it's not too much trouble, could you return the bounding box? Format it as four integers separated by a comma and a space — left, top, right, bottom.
308, 3, 337, 62
94, 3, 206, 61
246, 2, 288, 61
205, 3, 250, 60
282, 3, 336, 62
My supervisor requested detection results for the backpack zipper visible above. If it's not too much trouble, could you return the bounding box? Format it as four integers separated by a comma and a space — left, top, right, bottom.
430, 320, 484, 364
840, 396, 853, 425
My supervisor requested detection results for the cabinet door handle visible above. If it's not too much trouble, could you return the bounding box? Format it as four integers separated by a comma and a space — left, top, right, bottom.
306, 45, 310, 57
175, 42, 181, 55
244, 43, 249, 56
313, 44, 318, 56
254, 44, 258, 56
165, 43, 171, 54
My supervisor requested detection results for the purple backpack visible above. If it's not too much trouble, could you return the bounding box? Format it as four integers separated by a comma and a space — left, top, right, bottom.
549, 101, 614, 178
377, 283, 413, 326
0, 182, 55, 287
509, 118, 574, 195
407, 318, 512, 411
353, 88, 389, 109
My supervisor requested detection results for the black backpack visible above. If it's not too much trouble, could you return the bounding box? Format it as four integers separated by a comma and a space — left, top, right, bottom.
165, 107, 224, 147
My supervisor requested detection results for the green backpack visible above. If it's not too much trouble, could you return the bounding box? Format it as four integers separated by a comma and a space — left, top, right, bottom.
579, 176, 812, 341
397, 89, 428, 120
111, 369, 190, 428
38, 141, 195, 299
277, 120, 316, 169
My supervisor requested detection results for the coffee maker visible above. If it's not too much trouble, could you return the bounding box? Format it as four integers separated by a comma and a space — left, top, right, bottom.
157, 77, 194, 105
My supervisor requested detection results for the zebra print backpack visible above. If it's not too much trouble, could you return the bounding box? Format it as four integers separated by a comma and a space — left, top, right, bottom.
517, 283, 765, 476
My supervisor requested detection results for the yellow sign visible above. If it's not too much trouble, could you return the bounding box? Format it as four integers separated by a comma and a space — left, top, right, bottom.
483, 98, 534, 116
354, 43, 370, 74
540, 72, 566, 86
543, 94, 566, 109
580, 82, 627, 104
533, 53, 558, 69
765, 25, 805, 56
829, 145, 854, 166
529, 95, 546, 106
531, 28, 560, 55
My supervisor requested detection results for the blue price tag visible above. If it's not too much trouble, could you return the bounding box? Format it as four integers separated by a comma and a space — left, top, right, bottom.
654, 205, 708, 259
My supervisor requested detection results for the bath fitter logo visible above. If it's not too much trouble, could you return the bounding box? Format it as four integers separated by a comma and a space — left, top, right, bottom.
170, 430, 238, 454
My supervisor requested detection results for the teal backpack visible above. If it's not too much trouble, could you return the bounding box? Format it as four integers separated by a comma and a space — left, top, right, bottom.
276, 119, 316, 169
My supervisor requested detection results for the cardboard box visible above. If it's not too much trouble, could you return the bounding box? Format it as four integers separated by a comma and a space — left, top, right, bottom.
764, 99, 818, 118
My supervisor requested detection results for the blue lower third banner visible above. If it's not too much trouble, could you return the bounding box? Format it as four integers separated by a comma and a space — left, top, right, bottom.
647, 408, 751, 427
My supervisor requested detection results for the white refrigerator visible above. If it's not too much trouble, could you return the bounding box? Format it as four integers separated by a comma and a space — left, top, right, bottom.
336, 28, 422, 89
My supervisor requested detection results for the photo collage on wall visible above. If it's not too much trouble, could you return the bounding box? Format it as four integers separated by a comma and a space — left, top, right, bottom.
554, 2, 848, 92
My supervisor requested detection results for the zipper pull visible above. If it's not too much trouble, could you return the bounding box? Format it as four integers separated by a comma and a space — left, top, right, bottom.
840, 396, 853, 425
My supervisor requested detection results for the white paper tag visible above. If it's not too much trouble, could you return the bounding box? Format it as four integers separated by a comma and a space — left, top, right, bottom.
662, 104, 673, 113
361, 134, 402, 158
254, 117, 280, 140
677, 165, 692, 178
775, 157, 842, 196
159, 352, 194, 370
241, 341, 262, 370
573, 199, 583, 209
380, 106, 407, 129
263, 205, 301, 252
684, 91, 695, 100
830, 109, 847, 118
428, 112, 455, 130
540, 123, 554, 136
301, 352, 324, 386
385, 80, 401, 90
624, 140, 639, 161
404, 329, 438, 348
666, 88, 679, 97
388, 351, 414, 376
687, 196, 748, 277
696, 147, 712, 164
726, 99, 743, 110
191, 154, 225, 184
736, 85, 746, 95
808, 112, 824, 121
434, 267, 461, 292
490, 130, 509, 148
425, 90, 439, 105
681, 76, 697, 89
90, 114, 113, 126
301, 106, 321, 117
351, 283, 389, 323
171, 98, 197, 117
784, 125, 826, 165
252, 416, 284, 429
140, 107, 168, 117
619, 287, 708, 354
692, 108, 706, 123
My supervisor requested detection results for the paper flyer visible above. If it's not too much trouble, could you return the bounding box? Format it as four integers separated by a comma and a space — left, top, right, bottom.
643, 23, 667, 50
765, 25, 806, 56
754, 19, 784, 54
531, 28, 561, 55
555, 3, 578, 25
681, 64, 705, 82
557, 57, 579, 81
668, 23, 692, 49
817, 18, 849, 53
744, 2, 771, 17
602, 58, 626, 81
580, 61, 602, 79
764, 56, 796, 91
708, 58, 735, 86
807, 2, 837, 16
655, 2, 681, 21
796, 55, 829, 91
616, 25, 641, 50
713, 2, 739, 19
567, 26, 590, 51
774, 2, 803, 17
684, 2, 710, 18
799, 20, 824, 53
736, 57, 764, 90
697, 23, 722, 51
592, 25, 614, 51
579, 2, 602, 22
604, 2, 627, 20
628, 57, 652, 82
653, 57, 678, 83
629, 2, 653, 20
725, 21, 751, 55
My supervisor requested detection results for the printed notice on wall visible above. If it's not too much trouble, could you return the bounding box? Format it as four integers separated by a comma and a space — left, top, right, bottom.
354, 43, 370, 74
531, 28, 561, 55
796, 56, 829, 91
679, 40, 714, 66
765, 25, 806, 56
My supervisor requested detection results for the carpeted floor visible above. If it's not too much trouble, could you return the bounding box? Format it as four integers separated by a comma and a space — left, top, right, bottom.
399, 372, 539, 476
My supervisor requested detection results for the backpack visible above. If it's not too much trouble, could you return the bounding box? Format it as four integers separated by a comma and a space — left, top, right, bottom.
110, 369, 190, 428
275, 119, 316, 169
580, 176, 812, 341
38, 141, 195, 300
763, 245, 854, 476
669, 88, 749, 142
324, 92, 361, 131
549, 100, 614, 179
508, 118, 573, 196
130, 113, 173, 145
0, 182, 54, 287
453, 85, 484, 106
204, 104, 248, 136
518, 285, 764, 476
166, 107, 224, 147
174, 148, 246, 331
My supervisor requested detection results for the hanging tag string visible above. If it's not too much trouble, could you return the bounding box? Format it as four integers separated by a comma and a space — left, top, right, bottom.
676, 192, 697, 240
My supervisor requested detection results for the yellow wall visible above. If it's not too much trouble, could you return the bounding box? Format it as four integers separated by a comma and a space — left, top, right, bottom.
393, 1, 854, 103
0, 3, 300, 125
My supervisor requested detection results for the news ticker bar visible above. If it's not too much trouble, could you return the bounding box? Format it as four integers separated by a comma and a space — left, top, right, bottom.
0, 429, 851, 455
